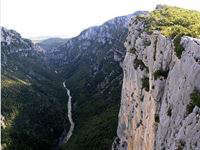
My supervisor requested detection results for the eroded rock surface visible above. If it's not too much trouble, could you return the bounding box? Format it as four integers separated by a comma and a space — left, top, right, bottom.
113, 15, 200, 150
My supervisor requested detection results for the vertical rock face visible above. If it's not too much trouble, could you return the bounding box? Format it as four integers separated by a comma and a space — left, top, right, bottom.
113, 15, 200, 150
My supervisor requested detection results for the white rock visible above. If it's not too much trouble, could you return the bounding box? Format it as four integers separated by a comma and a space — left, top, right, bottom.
113, 16, 200, 150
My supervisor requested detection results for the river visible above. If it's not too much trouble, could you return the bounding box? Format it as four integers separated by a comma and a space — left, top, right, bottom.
56, 81, 74, 149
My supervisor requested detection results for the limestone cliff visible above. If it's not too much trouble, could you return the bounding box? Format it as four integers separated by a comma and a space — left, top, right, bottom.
113, 12, 200, 150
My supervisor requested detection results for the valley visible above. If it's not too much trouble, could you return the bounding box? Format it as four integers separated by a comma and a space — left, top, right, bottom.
1, 27, 70, 149
1, 5, 200, 150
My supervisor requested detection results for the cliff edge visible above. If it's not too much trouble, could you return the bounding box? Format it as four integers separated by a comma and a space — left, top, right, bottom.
113, 6, 200, 150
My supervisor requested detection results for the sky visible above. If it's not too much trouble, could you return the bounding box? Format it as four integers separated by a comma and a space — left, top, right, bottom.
1, 0, 200, 39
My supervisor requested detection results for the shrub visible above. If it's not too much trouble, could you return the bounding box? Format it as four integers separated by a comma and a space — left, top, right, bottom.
155, 114, 160, 123
129, 47, 136, 54
190, 89, 200, 107
173, 35, 185, 59
137, 6, 200, 58
177, 140, 185, 150
187, 89, 200, 114
133, 57, 148, 71
153, 69, 169, 80
141, 76, 149, 91
144, 6, 200, 38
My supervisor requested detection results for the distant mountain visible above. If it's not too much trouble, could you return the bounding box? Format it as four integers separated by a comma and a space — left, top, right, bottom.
30, 36, 63, 43
37, 38, 68, 53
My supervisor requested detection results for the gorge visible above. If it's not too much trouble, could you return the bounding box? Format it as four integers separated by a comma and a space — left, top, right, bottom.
1, 5, 200, 150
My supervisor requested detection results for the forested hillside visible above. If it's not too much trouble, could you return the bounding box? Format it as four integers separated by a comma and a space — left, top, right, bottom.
1, 27, 69, 150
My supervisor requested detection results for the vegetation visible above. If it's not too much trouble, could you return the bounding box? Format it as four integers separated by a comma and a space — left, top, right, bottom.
62, 103, 120, 150
173, 35, 185, 58
62, 57, 122, 150
153, 69, 169, 80
141, 76, 149, 92
177, 140, 185, 150
145, 6, 200, 38
57, 38, 124, 150
155, 114, 160, 123
187, 89, 200, 114
129, 47, 136, 54
133, 57, 148, 71
138, 6, 200, 58
2, 17, 128, 150
1, 52, 69, 149
190, 89, 200, 107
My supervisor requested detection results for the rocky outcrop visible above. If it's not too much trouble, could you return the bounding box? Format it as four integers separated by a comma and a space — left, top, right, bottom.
1, 27, 44, 57
114, 15, 200, 150
44, 11, 146, 68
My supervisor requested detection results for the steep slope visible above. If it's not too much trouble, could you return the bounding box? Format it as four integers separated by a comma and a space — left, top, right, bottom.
1, 27, 69, 150
42, 12, 146, 150
113, 6, 200, 150
37, 38, 68, 53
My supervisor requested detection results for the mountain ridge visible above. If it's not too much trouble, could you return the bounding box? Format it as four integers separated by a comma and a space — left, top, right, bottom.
2, 6, 200, 150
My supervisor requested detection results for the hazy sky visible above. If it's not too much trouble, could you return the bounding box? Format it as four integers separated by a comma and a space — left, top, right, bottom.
1, 0, 200, 38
